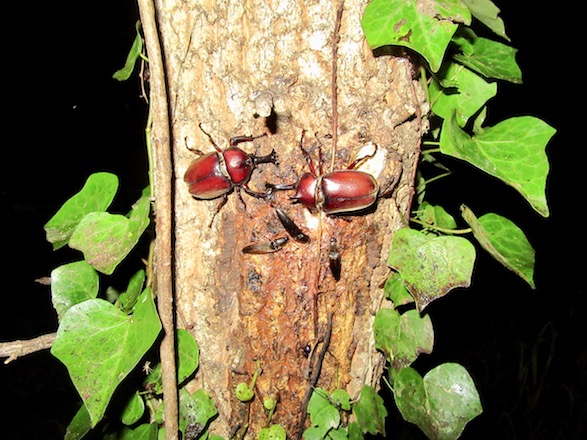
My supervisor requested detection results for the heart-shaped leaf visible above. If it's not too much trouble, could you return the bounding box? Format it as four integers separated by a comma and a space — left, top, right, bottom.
394, 364, 482, 440
51, 260, 99, 320
69, 187, 151, 274
51, 289, 161, 427
461, 205, 535, 287
388, 228, 476, 311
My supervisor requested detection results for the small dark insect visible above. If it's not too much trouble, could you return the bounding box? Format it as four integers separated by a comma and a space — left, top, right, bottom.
275, 207, 310, 243
242, 236, 289, 254
328, 237, 341, 281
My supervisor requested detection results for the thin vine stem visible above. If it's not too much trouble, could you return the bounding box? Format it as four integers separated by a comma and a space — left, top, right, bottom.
410, 218, 472, 235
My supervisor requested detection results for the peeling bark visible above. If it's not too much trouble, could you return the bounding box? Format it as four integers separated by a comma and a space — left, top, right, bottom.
147, 0, 426, 437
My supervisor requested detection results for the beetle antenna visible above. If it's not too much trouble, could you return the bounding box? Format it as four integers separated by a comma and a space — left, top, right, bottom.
330, 1, 344, 173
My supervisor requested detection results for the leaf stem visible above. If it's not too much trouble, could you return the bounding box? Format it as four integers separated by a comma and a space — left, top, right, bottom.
410, 218, 472, 235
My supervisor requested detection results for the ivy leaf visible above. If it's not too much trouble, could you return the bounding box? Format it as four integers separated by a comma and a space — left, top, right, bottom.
145, 329, 200, 394
120, 391, 145, 426
69, 187, 151, 274
394, 364, 483, 440
353, 386, 387, 436
452, 28, 522, 83
51, 289, 162, 427
461, 205, 536, 288
44, 172, 119, 250
417, 203, 458, 230
116, 269, 146, 312
178, 388, 218, 437
374, 309, 434, 371
440, 113, 555, 217
113, 21, 143, 81
388, 228, 476, 311
461, 0, 510, 41
429, 61, 497, 126
64, 404, 92, 440
51, 260, 99, 320
384, 272, 414, 307
362, 0, 471, 72
118, 424, 158, 440
305, 388, 340, 439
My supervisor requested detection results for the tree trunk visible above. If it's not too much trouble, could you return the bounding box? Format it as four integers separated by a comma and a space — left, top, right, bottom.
147, 0, 425, 437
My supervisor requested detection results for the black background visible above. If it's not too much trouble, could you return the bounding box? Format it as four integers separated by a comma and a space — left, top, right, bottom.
1, 1, 583, 439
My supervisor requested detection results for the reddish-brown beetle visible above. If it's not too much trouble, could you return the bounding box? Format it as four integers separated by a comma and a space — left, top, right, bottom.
184, 124, 277, 225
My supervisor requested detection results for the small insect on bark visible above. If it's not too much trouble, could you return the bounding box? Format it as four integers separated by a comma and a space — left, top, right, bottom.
242, 237, 289, 254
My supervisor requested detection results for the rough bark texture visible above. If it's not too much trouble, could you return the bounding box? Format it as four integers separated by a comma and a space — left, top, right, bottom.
151, 0, 426, 437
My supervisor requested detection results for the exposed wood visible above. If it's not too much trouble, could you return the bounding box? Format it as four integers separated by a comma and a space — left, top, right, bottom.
148, 0, 426, 436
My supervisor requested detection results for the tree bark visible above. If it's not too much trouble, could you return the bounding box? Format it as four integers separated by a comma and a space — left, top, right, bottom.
146, 0, 425, 437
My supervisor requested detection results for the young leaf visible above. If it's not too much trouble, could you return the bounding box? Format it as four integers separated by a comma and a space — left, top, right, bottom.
461, 0, 510, 41
44, 172, 119, 250
51, 288, 162, 427
51, 260, 99, 320
362, 0, 471, 72
461, 205, 536, 288
374, 309, 434, 371
417, 203, 458, 230
69, 187, 151, 274
353, 385, 387, 436
452, 28, 522, 83
440, 113, 555, 217
117, 269, 146, 312
388, 228, 476, 311
259, 424, 287, 440
120, 390, 146, 426
113, 21, 143, 81
394, 364, 483, 440
118, 424, 158, 440
429, 61, 497, 126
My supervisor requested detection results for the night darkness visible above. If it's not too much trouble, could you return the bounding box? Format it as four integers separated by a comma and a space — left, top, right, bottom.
1, 1, 583, 439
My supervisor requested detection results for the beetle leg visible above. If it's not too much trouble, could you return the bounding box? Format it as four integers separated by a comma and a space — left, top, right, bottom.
209, 193, 229, 227
251, 148, 278, 166
199, 123, 223, 153
229, 132, 267, 147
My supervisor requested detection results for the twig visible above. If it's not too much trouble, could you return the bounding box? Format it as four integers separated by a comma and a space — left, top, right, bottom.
296, 313, 334, 438
136, 0, 179, 439
330, 1, 344, 173
0, 333, 56, 364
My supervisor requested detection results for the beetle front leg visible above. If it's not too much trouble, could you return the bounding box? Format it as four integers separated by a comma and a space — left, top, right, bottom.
209, 194, 229, 227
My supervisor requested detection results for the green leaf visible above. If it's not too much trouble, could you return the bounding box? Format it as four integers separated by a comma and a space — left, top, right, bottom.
394, 364, 482, 440
44, 172, 119, 250
347, 422, 364, 440
362, 0, 471, 72
64, 404, 92, 440
461, 0, 510, 41
374, 309, 434, 370
306, 388, 340, 438
69, 187, 151, 274
259, 424, 287, 440
179, 388, 218, 437
51, 289, 162, 427
51, 260, 99, 320
117, 269, 146, 312
113, 21, 144, 81
145, 329, 200, 394
353, 386, 387, 436
440, 113, 555, 217
452, 28, 521, 83
383, 272, 414, 307
417, 203, 458, 230
330, 389, 351, 412
429, 61, 497, 126
121, 390, 146, 426
388, 228, 476, 311
461, 205, 536, 288
118, 424, 158, 440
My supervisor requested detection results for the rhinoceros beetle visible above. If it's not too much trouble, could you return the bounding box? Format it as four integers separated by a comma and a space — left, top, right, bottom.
184, 123, 277, 225
266, 130, 386, 215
